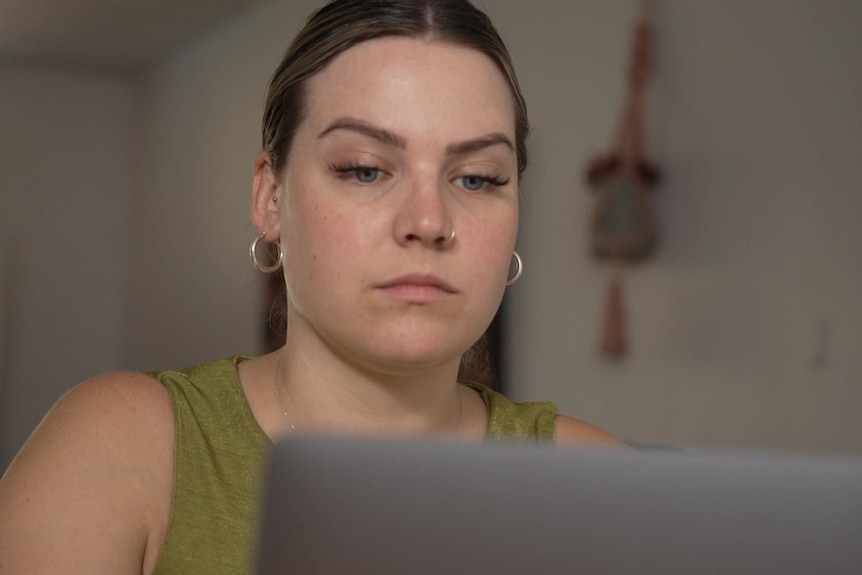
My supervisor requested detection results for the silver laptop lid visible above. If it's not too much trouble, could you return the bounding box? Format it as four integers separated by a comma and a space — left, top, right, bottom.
255, 434, 862, 575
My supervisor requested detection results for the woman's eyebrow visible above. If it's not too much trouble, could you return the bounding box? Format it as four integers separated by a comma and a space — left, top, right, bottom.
446, 133, 514, 156
318, 117, 406, 148
318, 117, 514, 156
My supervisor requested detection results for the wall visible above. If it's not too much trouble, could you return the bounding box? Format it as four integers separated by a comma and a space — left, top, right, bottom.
495, 1, 862, 451
2, 0, 861, 465
123, 0, 324, 372
0, 64, 133, 465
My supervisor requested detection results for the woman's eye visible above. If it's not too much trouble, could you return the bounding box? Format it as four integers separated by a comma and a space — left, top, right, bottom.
331, 164, 384, 184
353, 166, 382, 184
455, 174, 509, 192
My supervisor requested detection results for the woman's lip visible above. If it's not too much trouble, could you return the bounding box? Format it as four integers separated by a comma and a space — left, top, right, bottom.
375, 274, 458, 302
376, 274, 457, 293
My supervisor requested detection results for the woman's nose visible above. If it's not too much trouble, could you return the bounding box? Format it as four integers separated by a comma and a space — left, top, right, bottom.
393, 177, 455, 248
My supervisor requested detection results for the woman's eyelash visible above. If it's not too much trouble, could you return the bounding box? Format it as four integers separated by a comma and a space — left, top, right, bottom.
331, 162, 369, 172
458, 174, 510, 191
481, 175, 510, 186
330, 162, 375, 173
329, 163, 383, 183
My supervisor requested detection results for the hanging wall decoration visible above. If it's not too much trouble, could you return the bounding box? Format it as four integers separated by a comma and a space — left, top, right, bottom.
585, 0, 662, 359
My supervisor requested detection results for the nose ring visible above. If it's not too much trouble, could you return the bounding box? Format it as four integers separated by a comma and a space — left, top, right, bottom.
444, 227, 456, 244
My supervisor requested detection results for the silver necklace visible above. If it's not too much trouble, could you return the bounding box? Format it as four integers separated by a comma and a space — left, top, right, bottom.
272, 352, 297, 430
272, 352, 464, 436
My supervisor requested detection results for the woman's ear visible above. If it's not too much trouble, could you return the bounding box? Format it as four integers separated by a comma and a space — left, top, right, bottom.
251, 150, 282, 239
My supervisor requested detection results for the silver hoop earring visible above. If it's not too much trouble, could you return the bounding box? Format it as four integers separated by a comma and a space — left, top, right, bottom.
250, 231, 283, 273
506, 251, 523, 286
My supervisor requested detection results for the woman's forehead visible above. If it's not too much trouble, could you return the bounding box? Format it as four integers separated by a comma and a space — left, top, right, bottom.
302, 36, 516, 143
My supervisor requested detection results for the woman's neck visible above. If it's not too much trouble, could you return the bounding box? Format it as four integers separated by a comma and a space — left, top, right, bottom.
273, 335, 464, 437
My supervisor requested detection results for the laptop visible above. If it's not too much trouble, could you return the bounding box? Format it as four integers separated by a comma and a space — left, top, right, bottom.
254, 434, 862, 574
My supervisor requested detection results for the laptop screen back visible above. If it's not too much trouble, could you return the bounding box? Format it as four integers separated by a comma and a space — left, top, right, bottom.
255, 434, 862, 575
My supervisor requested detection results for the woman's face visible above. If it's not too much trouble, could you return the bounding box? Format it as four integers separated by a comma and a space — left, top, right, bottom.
273, 37, 519, 374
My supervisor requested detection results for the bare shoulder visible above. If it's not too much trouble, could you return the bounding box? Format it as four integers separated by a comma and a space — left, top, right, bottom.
0, 371, 175, 574
11, 371, 176, 472
31, 370, 174, 439
554, 414, 628, 448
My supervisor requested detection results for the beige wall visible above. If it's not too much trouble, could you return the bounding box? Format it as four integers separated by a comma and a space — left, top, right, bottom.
2, 0, 861, 466
0, 64, 133, 465
498, 1, 862, 452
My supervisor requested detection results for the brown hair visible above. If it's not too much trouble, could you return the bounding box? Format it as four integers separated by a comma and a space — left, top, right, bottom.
263, 0, 529, 384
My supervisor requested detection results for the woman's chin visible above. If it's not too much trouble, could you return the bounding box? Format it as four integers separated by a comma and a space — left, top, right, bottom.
351, 339, 467, 377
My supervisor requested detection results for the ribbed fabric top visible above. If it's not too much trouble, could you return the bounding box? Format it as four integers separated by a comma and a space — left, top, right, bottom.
149, 355, 557, 575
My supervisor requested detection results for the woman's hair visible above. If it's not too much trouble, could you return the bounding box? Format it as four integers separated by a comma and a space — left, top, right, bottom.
263, 0, 529, 177
263, 0, 529, 384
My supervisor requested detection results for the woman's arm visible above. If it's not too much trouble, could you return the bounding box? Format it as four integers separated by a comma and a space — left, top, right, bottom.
0, 372, 175, 575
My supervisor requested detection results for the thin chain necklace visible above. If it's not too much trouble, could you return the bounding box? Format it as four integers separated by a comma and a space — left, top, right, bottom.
272, 352, 463, 436
272, 352, 297, 430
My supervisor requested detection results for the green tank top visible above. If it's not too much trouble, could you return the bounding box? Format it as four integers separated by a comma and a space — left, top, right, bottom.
149, 355, 557, 575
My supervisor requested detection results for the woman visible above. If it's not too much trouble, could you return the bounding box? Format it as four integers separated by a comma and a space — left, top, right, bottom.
0, 0, 620, 573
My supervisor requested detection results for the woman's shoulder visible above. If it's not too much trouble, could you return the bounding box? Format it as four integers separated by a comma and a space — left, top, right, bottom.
463, 382, 623, 447
10, 370, 175, 462
462, 381, 556, 440
66, 368, 174, 412
554, 414, 627, 447
46, 370, 176, 447
0, 371, 175, 574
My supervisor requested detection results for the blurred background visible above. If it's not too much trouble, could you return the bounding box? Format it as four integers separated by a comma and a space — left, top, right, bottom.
1, 0, 860, 468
